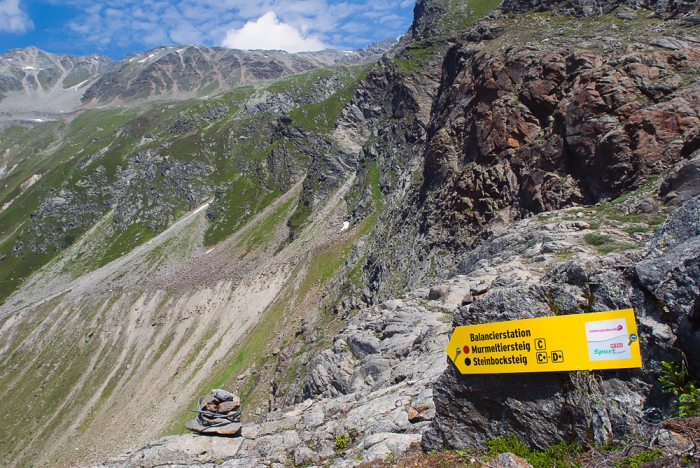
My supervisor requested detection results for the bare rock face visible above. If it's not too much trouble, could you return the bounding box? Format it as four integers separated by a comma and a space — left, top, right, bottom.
424, 44, 700, 210
303, 302, 450, 399
660, 154, 700, 205
636, 196, 700, 374
359, 9, 700, 303
96, 434, 245, 468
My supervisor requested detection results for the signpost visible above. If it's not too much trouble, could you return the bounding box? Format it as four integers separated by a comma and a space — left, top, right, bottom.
446, 309, 642, 374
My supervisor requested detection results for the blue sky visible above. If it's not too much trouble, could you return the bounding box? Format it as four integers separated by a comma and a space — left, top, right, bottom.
0, 0, 415, 58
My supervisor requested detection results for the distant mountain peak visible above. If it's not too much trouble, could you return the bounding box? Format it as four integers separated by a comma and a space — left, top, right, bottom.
0, 40, 396, 120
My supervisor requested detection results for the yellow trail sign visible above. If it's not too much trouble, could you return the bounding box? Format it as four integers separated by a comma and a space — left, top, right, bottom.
446, 309, 642, 374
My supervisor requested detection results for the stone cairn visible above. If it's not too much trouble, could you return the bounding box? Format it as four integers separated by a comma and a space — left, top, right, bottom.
185, 388, 242, 436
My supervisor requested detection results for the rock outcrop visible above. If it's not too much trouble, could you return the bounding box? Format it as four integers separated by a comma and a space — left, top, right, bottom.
660, 154, 700, 205
636, 197, 700, 374
425, 196, 700, 452
352, 0, 700, 303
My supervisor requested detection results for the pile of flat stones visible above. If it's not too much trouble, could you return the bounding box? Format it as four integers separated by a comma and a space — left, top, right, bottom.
185, 389, 242, 436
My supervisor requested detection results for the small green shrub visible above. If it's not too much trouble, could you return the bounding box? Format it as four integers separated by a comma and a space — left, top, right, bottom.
596, 244, 618, 254
596, 243, 637, 254
486, 434, 530, 458
584, 233, 613, 246
659, 360, 687, 392
486, 434, 581, 468
623, 225, 648, 235
334, 433, 349, 452
678, 383, 700, 417
659, 359, 700, 417
383, 450, 397, 463
614, 449, 663, 467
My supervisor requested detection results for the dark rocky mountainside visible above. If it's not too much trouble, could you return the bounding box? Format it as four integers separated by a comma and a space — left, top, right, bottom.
2, 0, 700, 466
352, 0, 700, 304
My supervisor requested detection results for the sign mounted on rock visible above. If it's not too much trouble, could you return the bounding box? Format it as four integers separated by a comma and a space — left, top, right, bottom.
447, 309, 642, 374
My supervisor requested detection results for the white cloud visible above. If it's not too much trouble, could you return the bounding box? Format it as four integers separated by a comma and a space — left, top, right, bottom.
50, 0, 415, 56
0, 0, 33, 33
221, 11, 327, 53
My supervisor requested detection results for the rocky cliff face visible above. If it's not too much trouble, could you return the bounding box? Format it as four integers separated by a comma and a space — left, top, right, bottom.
500, 0, 699, 19
350, 1, 700, 304
337, 0, 700, 458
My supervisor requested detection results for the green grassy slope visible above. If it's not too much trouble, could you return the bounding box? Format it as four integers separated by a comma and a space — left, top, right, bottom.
0, 65, 369, 305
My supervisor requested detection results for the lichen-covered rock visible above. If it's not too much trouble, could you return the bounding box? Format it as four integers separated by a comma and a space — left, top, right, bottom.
293, 446, 315, 466
644, 196, 700, 255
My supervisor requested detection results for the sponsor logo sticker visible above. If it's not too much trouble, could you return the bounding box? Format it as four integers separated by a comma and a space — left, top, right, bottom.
585, 318, 631, 361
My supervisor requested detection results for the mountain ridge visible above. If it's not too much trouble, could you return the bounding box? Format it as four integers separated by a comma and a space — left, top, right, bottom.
0, 40, 397, 121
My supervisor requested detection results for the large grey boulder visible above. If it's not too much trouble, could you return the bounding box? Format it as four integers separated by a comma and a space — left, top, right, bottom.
483, 452, 534, 468
644, 196, 700, 255
636, 196, 700, 374
660, 155, 700, 206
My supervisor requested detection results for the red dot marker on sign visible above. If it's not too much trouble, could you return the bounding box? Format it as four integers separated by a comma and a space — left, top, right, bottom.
463, 345, 470, 354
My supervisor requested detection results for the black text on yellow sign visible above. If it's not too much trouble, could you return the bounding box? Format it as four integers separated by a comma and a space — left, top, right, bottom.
446, 309, 642, 374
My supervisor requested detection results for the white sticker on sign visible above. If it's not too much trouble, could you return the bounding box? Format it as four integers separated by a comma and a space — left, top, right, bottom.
585, 318, 631, 361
